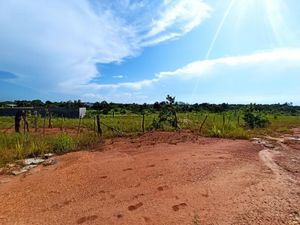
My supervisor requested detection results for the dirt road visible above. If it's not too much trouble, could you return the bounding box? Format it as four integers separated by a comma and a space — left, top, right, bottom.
0, 131, 299, 225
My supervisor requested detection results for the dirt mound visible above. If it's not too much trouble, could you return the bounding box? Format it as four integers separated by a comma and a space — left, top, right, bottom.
0, 132, 299, 225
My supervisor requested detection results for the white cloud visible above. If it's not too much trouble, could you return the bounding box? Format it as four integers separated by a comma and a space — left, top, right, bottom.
0, 0, 139, 92
87, 48, 300, 104
156, 48, 300, 79
0, 0, 211, 95
112, 75, 124, 79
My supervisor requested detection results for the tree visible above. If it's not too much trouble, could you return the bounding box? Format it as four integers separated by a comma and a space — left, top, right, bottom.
152, 95, 178, 129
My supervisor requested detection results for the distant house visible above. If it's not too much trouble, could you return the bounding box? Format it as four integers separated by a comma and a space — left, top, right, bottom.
6, 104, 17, 108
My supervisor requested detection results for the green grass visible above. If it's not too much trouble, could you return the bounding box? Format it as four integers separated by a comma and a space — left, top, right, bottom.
1, 112, 300, 166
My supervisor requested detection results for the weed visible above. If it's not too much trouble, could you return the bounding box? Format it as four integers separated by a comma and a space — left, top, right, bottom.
51, 134, 76, 153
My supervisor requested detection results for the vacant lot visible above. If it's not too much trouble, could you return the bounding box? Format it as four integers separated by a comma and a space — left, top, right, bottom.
0, 131, 299, 225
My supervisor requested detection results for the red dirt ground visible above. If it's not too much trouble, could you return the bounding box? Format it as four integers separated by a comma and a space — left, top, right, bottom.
0, 131, 299, 225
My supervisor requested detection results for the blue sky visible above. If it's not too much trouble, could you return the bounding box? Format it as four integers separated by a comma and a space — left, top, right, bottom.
0, 0, 300, 104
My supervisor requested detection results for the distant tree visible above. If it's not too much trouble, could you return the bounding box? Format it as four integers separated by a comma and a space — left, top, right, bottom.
153, 102, 160, 111
92, 102, 101, 110
31, 99, 44, 107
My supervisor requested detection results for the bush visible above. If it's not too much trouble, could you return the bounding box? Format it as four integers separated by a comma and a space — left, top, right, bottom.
243, 108, 270, 129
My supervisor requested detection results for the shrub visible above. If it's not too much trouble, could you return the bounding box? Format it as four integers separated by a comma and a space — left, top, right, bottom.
243, 107, 270, 129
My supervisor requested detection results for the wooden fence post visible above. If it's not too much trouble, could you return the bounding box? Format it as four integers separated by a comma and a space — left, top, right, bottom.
96, 115, 102, 136
60, 115, 64, 132
34, 111, 38, 132
142, 113, 145, 133
222, 113, 225, 130
199, 115, 208, 134
22, 111, 29, 133
15, 110, 22, 133
77, 117, 82, 135
43, 114, 46, 134
200, 115, 208, 134
48, 113, 53, 128
93, 116, 96, 132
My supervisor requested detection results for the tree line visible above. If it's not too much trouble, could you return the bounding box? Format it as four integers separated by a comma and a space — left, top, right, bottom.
0, 99, 299, 115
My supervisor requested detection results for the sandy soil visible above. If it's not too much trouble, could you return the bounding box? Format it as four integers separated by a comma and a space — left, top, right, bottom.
0, 131, 299, 225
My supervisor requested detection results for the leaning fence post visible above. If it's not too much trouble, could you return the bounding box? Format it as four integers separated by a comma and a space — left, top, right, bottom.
199, 115, 208, 134
96, 115, 102, 136
142, 113, 145, 133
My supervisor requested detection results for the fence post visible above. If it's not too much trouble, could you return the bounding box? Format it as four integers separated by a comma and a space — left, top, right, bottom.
15, 110, 22, 133
93, 116, 96, 132
22, 110, 29, 133
60, 115, 64, 132
43, 114, 46, 134
34, 111, 38, 132
77, 117, 82, 135
96, 115, 102, 136
199, 115, 208, 134
222, 113, 225, 130
142, 113, 145, 133
48, 113, 52, 128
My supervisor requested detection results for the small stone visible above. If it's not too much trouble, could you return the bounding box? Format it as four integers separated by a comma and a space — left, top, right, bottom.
24, 158, 45, 165
11, 169, 27, 176
23, 165, 37, 170
7, 163, 16, 168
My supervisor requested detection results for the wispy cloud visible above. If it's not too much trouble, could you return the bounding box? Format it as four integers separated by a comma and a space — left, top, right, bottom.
84, 48, 300, 103
141, 0, 211, 46
96, 48, 300, 91
157, 48, 300, 79
112, 75, 124, 79
0, 0, 211, 95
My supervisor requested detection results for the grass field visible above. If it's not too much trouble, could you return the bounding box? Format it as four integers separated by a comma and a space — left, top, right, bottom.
1, 112, 300, 166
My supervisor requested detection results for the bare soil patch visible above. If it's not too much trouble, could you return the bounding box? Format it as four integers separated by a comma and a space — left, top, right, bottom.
0, 131, 299, 225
